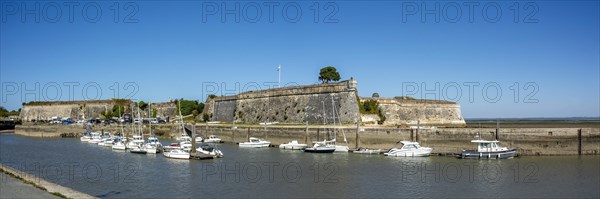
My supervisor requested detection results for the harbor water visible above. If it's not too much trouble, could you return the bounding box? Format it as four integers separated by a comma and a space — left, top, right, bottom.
1, 134, 598, 198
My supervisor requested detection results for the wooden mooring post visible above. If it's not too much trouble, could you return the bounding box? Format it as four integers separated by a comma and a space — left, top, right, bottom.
578, 129, 582, 155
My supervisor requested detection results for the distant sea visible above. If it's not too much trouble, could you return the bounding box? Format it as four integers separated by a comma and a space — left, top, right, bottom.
466, 117, 600, 121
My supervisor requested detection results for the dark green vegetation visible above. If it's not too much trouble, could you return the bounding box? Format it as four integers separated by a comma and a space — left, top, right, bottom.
173, 99, 205, 117
359, 99, 386, 124
0, 106, 19, 117
318, 66, 341, 84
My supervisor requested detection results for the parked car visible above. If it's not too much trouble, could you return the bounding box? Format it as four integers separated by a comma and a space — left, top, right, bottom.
133, 119, 141, 124
158, 119, 166, 124
123, 114, 132, 123
88, 119, 101, 124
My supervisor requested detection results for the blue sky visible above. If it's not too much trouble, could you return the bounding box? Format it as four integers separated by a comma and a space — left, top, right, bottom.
1, 1, 598, 118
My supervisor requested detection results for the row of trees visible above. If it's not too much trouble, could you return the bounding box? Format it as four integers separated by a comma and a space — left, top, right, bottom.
0, 106, 20, 117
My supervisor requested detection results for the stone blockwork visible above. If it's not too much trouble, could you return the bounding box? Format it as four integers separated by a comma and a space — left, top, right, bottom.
20, 100, 118, 121
204, 80, 466, 127
204, 80, 361, 124
364, 97, 466, 127
149, 102, 177, 120
19, 99, 179, 121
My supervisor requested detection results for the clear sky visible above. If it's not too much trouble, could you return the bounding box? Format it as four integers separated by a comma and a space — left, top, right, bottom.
1, 1, 599, 118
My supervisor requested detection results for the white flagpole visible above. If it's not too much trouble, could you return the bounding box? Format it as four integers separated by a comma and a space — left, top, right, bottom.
277, 64, 281, 88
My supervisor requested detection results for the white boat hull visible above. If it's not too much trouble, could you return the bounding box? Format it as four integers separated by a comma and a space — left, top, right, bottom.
334, 145, 349, 152
279, 144, 308, 150
239, 143, 270, 148
204, 139, 222, 143
112, 144, 126, 150
164, 151, 190, 159
384, 148, 432, 157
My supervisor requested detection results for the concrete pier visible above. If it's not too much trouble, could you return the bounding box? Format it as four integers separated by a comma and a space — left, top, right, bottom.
0, 164, 97, 199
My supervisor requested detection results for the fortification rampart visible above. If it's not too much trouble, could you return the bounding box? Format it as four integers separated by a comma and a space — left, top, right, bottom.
204, 80, 361, 124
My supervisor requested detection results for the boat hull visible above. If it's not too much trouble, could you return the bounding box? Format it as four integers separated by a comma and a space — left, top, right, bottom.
304, 148, 335, 153
238, 143, 270, 148
164, 152, 190, 159
353, 149, 384, 154
334, 145, 349, 152
460, 149, 518, 159
279, 144, 308, 150
130, 149, 147, 154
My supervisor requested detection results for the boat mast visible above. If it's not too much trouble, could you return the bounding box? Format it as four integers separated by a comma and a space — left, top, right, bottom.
331, 95, 336, 145
148, 103, 152, 137
119, 105, 123, 137
321, 101, 327, 141
178, 100, 185, 136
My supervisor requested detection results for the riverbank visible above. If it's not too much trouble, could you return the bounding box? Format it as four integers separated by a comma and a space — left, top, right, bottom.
0, 164, 96, 199
15, 124, 600, 156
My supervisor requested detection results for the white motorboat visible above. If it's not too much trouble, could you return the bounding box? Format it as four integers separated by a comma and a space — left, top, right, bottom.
384, 141, 433, 157
144, 136, 163, 154
194, 144, 224, 159
80, 132, 91, 142
163, 148, 190, 159
176, 133, 191, 142
130, 146, 147, 154
460, 139, 517, 159
100, 138, 114, 147
204, 135, 222, 143
239, 137, 271, 148
279, 140, 308, 150
304, 141, 336, 153
194, 136, 203, 143
126, 135, 145, 149
88, 132, 102, 143
112, 138, 126, 150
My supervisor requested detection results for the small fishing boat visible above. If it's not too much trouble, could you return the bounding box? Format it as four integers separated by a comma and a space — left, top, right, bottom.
194, 144, 224, 159
204, 135, 222, 143
239, 137, 271, 148
129, 146, 147, 154
144, 136, 163, 154
194, 135, 204, 143
384, 141, 432, 157
126, 135, 145, 149
353, 147, 385, 154
111, 138, 126, 150
80, 132, 90, 142
460, 139, 517, 159
163, 148, 190, 159
88, 132, 102, 143
279, 140, 308, 150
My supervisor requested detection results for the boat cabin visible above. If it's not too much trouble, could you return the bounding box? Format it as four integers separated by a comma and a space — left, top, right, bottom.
472, 140, 508, 152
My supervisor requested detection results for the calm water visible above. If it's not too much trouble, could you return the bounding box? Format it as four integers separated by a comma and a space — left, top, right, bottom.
1, 134, 598, 198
